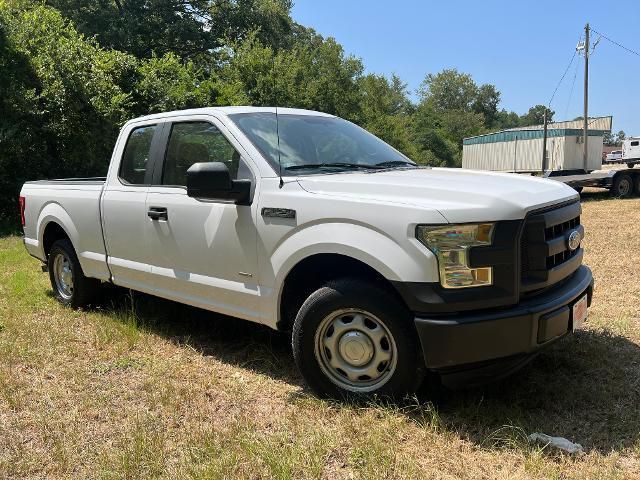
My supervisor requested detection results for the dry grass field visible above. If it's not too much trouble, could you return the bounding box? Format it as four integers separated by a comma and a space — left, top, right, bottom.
0, 189, 639, 479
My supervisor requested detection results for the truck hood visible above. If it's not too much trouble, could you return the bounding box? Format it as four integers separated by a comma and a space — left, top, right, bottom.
296, 167, 579, 223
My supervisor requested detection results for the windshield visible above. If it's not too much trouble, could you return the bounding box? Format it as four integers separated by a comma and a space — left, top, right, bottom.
229, 112, 415, 175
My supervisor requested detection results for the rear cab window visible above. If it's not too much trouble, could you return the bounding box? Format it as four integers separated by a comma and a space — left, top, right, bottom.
119, 125, 157, 185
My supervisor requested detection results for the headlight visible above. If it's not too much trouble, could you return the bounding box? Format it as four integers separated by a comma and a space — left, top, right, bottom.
416, 223, 495, 289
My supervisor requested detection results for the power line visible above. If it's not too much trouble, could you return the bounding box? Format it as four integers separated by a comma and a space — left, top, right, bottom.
564, 60, 579, 118
591, 27, 640, 58
548, 48, 577, 108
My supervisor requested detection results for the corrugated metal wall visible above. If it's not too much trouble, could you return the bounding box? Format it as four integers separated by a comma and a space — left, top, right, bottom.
462, 133, 604, 172
562, 135, 603, 171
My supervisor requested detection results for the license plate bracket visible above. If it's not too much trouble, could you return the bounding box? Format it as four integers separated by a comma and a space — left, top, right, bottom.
572, 294, 588, 331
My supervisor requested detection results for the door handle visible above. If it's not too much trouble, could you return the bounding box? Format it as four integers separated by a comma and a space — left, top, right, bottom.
147, 207, 168, 221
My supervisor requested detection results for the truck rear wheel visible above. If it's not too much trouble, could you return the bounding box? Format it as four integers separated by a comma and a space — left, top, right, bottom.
48, 239, 100, 308
611, 173, 633, 198
627, 163, 636, 169
291, 278, 423, 399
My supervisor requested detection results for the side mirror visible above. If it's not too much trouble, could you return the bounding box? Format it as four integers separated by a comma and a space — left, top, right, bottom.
186, 162, 251, 205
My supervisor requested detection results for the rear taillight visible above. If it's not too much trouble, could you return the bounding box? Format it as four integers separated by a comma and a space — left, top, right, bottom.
19, 196, 25, 227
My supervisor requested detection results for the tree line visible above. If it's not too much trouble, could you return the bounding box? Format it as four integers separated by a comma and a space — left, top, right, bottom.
0, 0, 550, 229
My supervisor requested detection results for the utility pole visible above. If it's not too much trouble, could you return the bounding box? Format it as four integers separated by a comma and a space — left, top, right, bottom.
541, 108, 548, 174
583, 22, 590, 172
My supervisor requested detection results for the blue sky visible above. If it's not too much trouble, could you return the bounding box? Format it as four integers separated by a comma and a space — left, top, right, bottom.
291, 1, 640, 135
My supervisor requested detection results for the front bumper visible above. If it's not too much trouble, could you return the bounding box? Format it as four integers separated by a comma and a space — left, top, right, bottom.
414, 265, 593, 381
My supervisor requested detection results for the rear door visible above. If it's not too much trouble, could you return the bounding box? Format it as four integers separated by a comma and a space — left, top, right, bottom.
144, 115, 261, 322
101, 122, 164, 290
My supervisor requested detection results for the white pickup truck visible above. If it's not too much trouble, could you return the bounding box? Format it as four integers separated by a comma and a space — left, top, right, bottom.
20, 107, 593, 398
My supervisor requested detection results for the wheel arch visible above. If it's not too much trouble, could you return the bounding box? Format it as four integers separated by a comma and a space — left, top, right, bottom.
42, 222, 72, 258
37, 203, 80, 259
277, 252, 409, 331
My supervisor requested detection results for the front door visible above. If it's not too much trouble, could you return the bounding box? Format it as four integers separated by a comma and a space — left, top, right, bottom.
144, 117, 261, 322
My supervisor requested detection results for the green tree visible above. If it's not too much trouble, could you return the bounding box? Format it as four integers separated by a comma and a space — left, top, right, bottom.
356, 73, 417, 155
438, 109, 485, 145
46, 0, 293, 60
216, 30, 364, 120
410, 104, 462, 167
493, 109, 521, 130
0, 1, 214, 227
46, 0, 213, 59
212, 0, 293, 50
473, 84, 500, 128
521, 105, 554, 126
604, 130, 626, 146
418, 68, 478, 112
415, 69, 487, 161
134, 53, 215, 114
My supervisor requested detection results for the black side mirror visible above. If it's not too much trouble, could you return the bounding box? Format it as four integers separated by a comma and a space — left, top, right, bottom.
186, 162, 251, 205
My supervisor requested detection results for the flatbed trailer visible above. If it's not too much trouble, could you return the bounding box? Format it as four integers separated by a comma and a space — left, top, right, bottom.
546, 167, 640, 197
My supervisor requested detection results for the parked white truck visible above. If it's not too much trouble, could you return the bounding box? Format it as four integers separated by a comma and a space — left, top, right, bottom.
19, 107, 593, 398
622, 137, 640, 168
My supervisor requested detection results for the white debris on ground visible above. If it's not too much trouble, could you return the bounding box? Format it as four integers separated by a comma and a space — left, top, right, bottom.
528, 433, 584, 455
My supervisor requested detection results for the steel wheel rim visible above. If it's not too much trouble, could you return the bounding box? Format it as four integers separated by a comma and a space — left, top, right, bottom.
620, 179, 631, 196
314, 309, 398, 392
53, 252, 74, 300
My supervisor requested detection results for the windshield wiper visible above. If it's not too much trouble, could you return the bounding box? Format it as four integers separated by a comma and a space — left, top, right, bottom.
373, 160, 417, 168
284, 162, 379, 171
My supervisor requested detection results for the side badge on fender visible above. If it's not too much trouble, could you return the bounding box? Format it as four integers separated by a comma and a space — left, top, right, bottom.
261, 207, 296, 219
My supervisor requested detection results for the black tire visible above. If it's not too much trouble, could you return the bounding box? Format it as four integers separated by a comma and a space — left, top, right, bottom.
611, 173, 633, 198
634, 175, 640, 196
627, 163, 636, 169
48, 239, 100, 308
292, 278, 424, 399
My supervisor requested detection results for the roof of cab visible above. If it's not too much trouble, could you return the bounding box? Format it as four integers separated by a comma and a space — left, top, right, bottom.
125, 106, 335, 125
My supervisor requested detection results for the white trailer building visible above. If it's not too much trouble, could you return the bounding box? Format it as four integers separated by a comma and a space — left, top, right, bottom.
622, 137, 640, 164
462, 117, 612, 173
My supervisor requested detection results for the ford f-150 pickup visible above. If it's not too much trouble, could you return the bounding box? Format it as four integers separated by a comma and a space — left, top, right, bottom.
19, 107, 593, 398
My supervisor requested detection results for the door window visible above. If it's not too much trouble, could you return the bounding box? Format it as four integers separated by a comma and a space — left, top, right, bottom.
162, 122, 242, 186
119, 125, 157, 185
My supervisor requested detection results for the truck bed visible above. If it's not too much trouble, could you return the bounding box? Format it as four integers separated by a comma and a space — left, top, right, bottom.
20, 178, 110, 281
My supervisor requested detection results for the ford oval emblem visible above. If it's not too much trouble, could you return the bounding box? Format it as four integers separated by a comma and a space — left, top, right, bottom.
567, 230, 581, 251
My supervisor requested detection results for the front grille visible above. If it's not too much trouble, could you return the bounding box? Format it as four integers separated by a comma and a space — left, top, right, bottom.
545, 216, 581, 269
520, 201, 583, 294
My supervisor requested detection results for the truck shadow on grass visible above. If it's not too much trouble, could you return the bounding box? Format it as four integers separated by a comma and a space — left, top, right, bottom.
99, 288, 301, 385
99, 288, 640, 455
580, 188, 621, 203
433, 329, 640, 454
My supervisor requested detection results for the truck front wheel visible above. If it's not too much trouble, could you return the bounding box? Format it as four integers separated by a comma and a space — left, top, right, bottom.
48, 239, 100, 308
292, 278, 423, 399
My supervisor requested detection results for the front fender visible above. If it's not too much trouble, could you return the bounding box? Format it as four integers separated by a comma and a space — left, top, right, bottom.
266, 222, 439, 326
